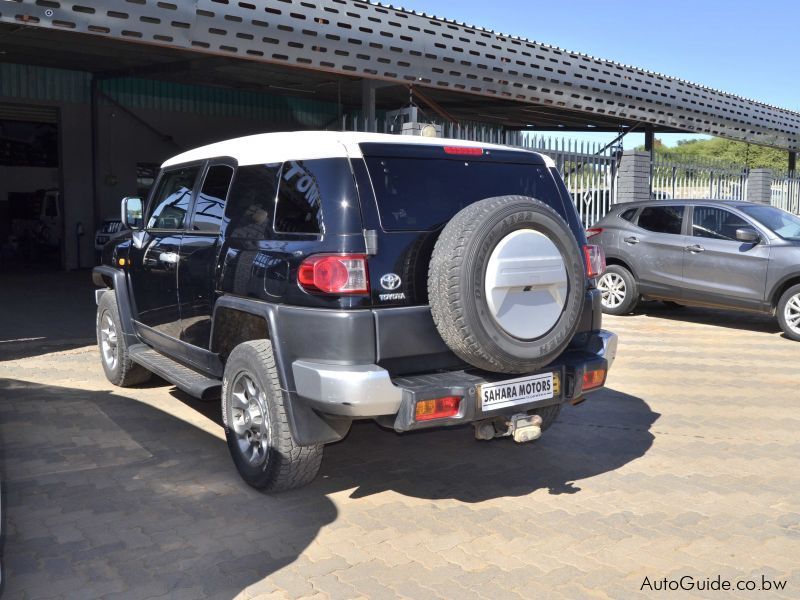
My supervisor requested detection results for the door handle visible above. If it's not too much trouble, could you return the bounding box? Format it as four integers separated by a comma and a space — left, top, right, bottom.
623, 236, 639, 245
685, 244, 705, 253
158, 251, 179, 264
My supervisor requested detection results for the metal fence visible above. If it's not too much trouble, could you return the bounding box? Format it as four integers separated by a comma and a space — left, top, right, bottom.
652, 155, 748, 201
771, 174, 800, 214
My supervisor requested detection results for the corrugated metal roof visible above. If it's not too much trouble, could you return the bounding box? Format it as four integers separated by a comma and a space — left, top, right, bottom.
1, 63, 339, 126
0, 63, 90, 103
100, 77, 339, 126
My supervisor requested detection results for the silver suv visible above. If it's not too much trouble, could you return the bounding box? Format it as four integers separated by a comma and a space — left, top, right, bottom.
588, 199, 800, 341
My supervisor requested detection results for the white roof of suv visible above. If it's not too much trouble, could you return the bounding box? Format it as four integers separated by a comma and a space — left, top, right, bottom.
162, 131, 555, 169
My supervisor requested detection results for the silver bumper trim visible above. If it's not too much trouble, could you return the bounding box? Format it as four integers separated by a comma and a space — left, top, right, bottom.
596, 330, 618, 369
292, 329, 618, 418
292, 360, 403, 417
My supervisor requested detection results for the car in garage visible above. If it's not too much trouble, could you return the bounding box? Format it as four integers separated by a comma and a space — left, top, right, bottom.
588, 199, 800, 340
93, 131, 617, 492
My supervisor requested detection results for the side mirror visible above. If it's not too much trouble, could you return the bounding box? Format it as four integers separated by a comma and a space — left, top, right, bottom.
735, 227, 759, 244
121, 196, 143, 230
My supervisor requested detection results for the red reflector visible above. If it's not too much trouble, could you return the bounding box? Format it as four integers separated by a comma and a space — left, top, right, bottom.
298, 254, 369, 295
585, 227, 604, 239
582, 368, 606, 391
415, 396, 462, 421
583, 244, 606, 278
443, 146, 483, 156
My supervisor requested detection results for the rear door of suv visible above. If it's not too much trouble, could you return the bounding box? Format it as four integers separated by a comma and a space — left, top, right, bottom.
624, 204, 688, 297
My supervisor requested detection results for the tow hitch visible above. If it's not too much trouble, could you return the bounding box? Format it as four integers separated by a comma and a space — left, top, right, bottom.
473, 413, 543, 443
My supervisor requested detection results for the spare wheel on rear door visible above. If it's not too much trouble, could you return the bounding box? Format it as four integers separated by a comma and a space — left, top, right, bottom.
428, 195, 585, 374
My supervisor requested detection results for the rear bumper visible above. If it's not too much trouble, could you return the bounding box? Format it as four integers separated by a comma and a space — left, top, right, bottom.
293, 329, 617, 430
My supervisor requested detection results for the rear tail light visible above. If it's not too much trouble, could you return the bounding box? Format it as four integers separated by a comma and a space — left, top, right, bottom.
582, 368, 607, 391
443, 146, 484, 156
585, 227, 603, 239
298, 254, 369, 295
415, 396, 462, 421
583, 244, 606, 278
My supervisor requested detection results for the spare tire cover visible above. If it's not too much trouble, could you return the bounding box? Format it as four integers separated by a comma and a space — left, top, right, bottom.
428, 195, 585, 374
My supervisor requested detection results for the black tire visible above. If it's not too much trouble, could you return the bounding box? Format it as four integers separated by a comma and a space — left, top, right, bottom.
597, 264, 639, 315
428, 196, 585, 374
777, 283, 800, 342
222, 340, 323, 492
528, 403, 562, 432
96, 291, 151, 386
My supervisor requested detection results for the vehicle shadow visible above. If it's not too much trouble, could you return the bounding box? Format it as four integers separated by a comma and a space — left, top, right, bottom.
633, 301, 781, 335
319, 387, 657, 501
0, 378, 337, 599
0, 379, 657, 597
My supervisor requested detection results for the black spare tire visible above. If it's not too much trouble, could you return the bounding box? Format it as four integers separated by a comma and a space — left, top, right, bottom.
428, 195, 585, 374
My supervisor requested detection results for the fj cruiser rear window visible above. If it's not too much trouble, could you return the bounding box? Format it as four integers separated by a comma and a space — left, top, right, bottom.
364, 155, 565, 232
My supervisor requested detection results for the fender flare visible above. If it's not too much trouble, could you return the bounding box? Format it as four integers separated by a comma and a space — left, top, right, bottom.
92, 265, 139, 347
212, 296, 352, 446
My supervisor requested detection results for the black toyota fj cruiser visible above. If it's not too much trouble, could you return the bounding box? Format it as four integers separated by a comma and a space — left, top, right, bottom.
94, 131, 617, 492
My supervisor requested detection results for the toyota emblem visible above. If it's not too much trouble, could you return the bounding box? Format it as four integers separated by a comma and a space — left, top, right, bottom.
380, 273, 402, 290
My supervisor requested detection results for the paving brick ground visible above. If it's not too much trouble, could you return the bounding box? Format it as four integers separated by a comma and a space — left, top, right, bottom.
1, 272, 799, 599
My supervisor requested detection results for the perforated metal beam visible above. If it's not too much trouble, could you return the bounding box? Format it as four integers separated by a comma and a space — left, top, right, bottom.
1, 0, 798, 151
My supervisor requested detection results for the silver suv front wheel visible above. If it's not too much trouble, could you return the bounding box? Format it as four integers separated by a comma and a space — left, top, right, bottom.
777, 284, 800, 341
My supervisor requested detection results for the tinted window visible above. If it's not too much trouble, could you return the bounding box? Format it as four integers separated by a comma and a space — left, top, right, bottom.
365, 158, 565, 231
193, 165, 233, 233
637, 205, 684, 235
692, 207, 749, 241
224, 164, 281, 240
275, 160, 325, 234
620, 208, 637, 222
147, 167, 199, 230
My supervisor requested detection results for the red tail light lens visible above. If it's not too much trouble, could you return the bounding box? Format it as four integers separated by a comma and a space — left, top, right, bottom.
298, 254, 369, 295
415, 396, 462, 421
443, 146, 484, 156
583, 244, 606, 278
585, 227, 604, 239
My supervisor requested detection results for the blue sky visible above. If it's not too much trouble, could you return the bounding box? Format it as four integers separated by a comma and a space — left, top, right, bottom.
394, 0, 799, 148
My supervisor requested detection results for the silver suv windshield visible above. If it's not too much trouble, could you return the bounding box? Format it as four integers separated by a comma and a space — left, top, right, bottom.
739, 205, 800, 241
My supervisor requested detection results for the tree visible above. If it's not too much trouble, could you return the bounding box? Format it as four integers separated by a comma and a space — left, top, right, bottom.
638, 137, 791, 172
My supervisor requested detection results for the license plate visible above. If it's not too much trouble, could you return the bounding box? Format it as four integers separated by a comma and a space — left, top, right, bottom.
479, 372, 556, 411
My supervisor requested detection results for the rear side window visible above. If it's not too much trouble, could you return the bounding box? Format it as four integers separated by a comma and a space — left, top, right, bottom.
619, 208, 637, 222
224, 164, 281, 240
193, 165, 233, 233
274, 159, 328, 234
365, 157, 565, 231
147, 167, 200, 230
637, 205, 685, 235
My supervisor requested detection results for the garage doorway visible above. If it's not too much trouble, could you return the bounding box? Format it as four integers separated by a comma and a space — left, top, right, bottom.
0, 103, 63, 271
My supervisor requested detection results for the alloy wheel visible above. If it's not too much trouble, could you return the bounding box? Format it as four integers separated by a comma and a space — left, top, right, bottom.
598, 272, 626, 309
99, 313, 118, 370
230, 373, 271, 467
784, 292, 800, 336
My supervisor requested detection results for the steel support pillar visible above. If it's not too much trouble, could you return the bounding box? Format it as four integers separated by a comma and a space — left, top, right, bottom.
361, 79, 377, 132
644, 130, 655, 196
790, 151, 797, 177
